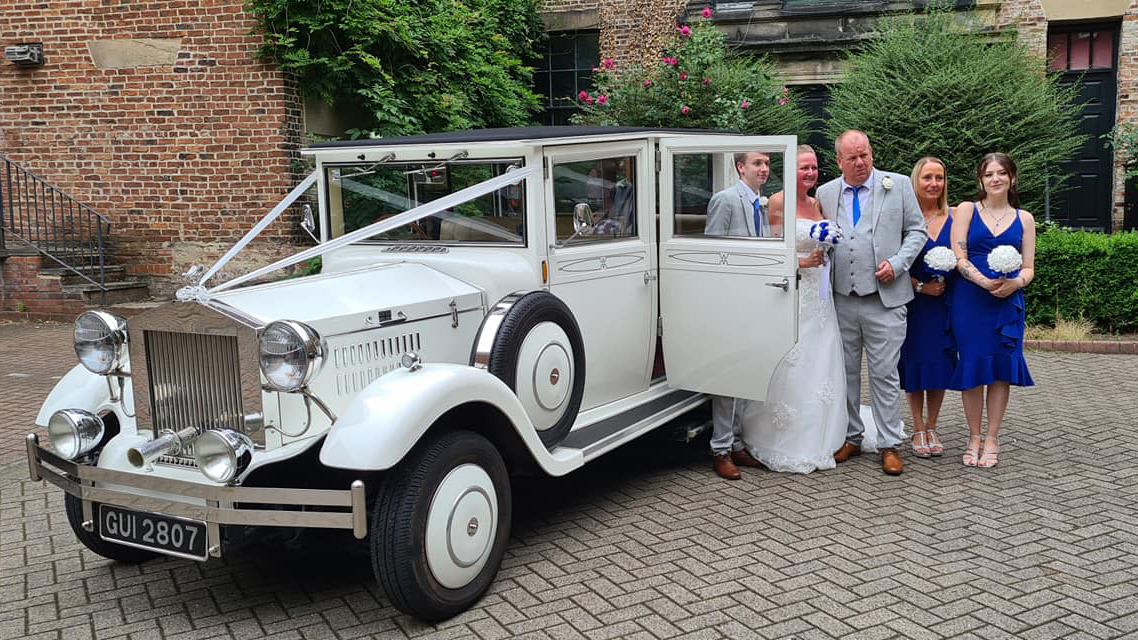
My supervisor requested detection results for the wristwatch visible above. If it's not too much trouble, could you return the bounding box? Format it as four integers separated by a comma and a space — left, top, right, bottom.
915, 281, 924, 293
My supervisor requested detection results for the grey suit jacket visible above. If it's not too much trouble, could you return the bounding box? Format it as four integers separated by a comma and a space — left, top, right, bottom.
817, 170, 927, 308
705, 182, 758, 237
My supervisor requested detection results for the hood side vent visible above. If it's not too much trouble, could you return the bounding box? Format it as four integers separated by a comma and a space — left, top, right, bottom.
334, 331, 422, 396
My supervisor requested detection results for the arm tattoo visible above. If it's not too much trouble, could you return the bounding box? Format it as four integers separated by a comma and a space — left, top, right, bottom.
957, 259, 986, 286
956, 240, 967, 251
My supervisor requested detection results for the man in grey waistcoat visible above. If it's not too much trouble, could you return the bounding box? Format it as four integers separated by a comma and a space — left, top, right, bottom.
817, 131, 926, 475
704, 151, 770, 480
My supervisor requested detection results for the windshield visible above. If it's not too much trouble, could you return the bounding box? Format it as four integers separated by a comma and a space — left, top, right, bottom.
325, 159, 526, 245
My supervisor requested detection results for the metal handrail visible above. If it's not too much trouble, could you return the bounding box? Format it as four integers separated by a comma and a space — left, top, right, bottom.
0, 153, 111, 304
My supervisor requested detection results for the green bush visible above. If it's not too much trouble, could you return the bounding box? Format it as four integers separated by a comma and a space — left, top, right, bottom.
1026, 229, 1138, 333
572, 14, 810, 139
246, 0, 545, 136
824, 6, 1085, 216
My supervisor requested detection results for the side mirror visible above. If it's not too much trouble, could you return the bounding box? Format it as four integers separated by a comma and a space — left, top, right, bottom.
299, 204, 319, 243
572, 203, 594, 235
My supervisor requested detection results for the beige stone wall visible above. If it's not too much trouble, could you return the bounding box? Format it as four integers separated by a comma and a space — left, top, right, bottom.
542, 0, 686, 66
1111, 1, 1138, 231
996, 0, 1049, 61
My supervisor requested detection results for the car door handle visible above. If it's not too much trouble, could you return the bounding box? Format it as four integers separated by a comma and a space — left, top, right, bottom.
644, 271, 657, 285
766, 277, 789, 292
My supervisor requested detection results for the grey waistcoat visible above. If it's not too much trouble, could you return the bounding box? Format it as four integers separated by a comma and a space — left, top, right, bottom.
832, 195, 878, 296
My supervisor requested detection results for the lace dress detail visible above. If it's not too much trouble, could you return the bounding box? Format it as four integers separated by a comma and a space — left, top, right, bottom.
742, 218, 849, 473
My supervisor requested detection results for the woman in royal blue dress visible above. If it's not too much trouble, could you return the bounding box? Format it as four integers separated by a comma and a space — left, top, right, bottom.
900, 157, 957, 458
950, 153, 1036, 468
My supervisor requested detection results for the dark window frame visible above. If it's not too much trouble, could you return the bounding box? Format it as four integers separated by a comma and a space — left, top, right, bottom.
535, 30, 600, 126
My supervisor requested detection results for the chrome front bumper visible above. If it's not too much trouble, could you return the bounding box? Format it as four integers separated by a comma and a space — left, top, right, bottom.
26, 434, 367, 559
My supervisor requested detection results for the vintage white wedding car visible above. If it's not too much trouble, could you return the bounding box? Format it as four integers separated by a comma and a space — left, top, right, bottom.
27, 127, 800, 620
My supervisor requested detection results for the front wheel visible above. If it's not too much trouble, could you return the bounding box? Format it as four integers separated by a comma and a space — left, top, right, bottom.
370, 430, 512, 621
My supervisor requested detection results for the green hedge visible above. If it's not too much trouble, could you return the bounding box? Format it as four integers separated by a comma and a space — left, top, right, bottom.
1026, 228, 1138, 333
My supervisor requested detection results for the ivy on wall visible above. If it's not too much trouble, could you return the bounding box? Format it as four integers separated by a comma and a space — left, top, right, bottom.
246, 0, 546, 136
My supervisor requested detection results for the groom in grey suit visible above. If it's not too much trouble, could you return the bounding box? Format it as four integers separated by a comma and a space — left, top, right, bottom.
817, 131, 926, 475
704, 151, 770, 480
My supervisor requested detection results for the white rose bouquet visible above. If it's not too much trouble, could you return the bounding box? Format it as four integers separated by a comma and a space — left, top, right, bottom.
987, 245, 1023, 278
923, 246, 956, 282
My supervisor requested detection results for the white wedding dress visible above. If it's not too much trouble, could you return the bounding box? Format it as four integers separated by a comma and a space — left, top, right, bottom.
742, 218, 848, 473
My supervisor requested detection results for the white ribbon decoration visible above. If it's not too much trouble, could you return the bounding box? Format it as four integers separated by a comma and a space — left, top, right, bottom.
199, 171, 319, 288
208, 165, 536, 294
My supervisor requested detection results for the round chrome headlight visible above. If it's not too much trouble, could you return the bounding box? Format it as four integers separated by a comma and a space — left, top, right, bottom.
259, 320, 323, 392
47, 409, 105, 460
194, 429, 253, 483
74, 311, 128, 375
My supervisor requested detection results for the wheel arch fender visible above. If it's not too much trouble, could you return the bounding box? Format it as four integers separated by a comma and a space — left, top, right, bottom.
318, 363, 582, 475
35, 365, 121, 427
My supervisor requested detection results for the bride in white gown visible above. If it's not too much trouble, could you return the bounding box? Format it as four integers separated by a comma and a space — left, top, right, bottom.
743, 146, 848, 473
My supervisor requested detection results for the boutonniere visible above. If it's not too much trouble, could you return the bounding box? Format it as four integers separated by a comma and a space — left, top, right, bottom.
759, 196, 769, 207
881, 176, 893, 191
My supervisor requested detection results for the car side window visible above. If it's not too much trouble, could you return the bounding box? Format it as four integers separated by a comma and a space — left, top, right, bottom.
552, 155, 638, 243
673, 151, 785, 239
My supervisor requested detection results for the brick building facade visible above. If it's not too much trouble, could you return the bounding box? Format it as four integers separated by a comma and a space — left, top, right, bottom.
0, 0, 304, 317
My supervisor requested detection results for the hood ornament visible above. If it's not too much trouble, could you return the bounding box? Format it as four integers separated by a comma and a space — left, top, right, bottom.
176, 264, 211, 302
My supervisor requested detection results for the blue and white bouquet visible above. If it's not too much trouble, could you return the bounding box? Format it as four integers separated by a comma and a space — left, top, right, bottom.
808, 220, 843, 246
923, 246, 956, 282
988, 245, 1023, 278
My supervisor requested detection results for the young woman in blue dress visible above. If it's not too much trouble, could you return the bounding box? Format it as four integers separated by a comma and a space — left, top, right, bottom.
949, 153, 1036, 468
899, 157, 957, 458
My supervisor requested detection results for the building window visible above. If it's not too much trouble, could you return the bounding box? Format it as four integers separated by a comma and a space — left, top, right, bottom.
1048, 28, 1116, 72
535, 31, 599, 126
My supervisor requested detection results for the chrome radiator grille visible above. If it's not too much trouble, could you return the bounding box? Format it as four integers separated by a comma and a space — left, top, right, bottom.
128, 301, 264, 468
144, 330, 245, 463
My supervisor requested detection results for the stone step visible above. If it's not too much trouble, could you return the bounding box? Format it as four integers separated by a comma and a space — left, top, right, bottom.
61, 280, 151, 306
38, 265, 129, 286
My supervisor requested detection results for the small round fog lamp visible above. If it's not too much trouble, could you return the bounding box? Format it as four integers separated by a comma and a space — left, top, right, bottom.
194, 429, 253, 483
47, 409, 105, 460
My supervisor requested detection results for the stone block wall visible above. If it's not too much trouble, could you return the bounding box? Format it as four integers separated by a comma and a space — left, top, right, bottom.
0, 0, 305, 298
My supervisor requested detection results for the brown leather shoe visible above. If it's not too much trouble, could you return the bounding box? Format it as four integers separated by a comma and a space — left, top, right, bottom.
731, 449, 764, 468
881, 448, 904, 476
713, 453, 742, 480
833, 442, 862, 463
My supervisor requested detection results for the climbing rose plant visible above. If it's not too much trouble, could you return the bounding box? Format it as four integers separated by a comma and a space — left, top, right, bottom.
573, 10, 810, 138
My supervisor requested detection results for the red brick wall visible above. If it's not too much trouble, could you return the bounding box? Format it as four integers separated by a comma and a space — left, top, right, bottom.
0, 0, 304, 296
0, 254, 85, 321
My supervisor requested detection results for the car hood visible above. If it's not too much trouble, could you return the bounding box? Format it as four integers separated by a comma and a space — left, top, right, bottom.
209, 262, 486, 334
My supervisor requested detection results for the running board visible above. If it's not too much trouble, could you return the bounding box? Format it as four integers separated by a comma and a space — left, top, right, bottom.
551, 389, 705, 463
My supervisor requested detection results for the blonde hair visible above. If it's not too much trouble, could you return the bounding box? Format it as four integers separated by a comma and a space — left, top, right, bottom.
910, 156, 949, 215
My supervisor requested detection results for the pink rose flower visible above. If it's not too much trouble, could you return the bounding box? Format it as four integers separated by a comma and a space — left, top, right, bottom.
702, 77, 711, 86
602, 58, 615, 69
643, 79, 652, 88
681, 105, 691, 115
782, 86, 789, 95
741, 100, 749, 109
597, 95, 608, 105
679, 71, 688, 81
678, 25, 691, 38
701, 7, 712, 19
778, 97, 788, 106
585, 95, 594, 105
578, 90, 588, 101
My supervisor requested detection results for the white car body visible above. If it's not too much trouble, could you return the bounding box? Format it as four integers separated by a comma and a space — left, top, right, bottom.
29, 127, 800, 620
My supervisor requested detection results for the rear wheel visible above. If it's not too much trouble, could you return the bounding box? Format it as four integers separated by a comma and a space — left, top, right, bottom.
370, 430, 512, 621
64, 493, 157, 563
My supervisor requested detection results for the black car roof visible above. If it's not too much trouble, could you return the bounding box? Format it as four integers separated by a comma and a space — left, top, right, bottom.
307, 126, 735, 148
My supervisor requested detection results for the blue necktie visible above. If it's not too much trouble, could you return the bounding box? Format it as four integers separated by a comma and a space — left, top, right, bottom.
753, 197, 764, 237
849, 186, 863, 226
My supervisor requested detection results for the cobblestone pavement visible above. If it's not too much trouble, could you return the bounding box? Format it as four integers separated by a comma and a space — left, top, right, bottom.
3, 321, 1138, 639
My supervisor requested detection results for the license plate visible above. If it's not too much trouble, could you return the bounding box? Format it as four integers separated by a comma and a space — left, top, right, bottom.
98, 504, 208, 560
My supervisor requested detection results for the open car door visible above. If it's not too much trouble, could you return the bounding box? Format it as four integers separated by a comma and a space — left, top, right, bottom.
658, 135, 799, 401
